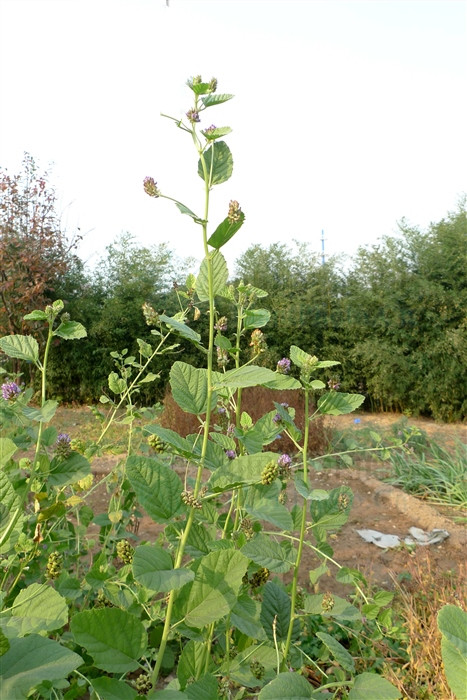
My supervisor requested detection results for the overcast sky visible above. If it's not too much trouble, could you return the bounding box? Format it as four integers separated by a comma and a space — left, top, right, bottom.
0, 0, 466, 272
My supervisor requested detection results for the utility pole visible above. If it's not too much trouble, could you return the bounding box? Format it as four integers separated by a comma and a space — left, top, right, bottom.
321, 229, 326, 265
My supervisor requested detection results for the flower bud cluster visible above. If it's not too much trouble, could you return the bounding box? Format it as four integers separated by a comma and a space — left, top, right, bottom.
217, 347, 230, 368
250, 329, 267, 355
134, 674, 153, 695
147, 434, 167, 453
250, 659, 266, 680
261, 460, 278, 485
215, 316, 228, 332
249, 567, 270, 589
225, 449, 236, 460
143, 177, 160, 198
322, 592, 335, 612
186, 108, 200, 123
240, 517, 254, 540
95, 590, 114, 608
181, 488, 205, 509
338, 492, 350, 511
116, 539, 134, 565
142, 302, 160, 326
228, 200, 242, 223
46, 552, 63, 580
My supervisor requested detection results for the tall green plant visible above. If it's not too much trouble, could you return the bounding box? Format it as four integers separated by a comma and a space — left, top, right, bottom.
0, 76, 406, 699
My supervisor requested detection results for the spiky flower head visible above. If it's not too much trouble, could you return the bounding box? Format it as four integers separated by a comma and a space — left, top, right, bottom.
142, 302, 159, 326
208, 77, 218, 92
134, 673, 153, 695
228, 200, 242, 223
186, 108, 200, 123
215, 316, 228, 332
338, 492, 350, 511
276, 357, 291, 374
55, 433, 71, 459
322, 592, 335, 612
202, 124, 217, 136
327, 378, 340, 391
143, 176, 160, 198
1, 381, 21, 401
250, 329, 267, 354
277, 453, 292, 479
147, 434, 166, 453
217, 347, 230, 367
250, 659, 266, 680
225, 449, 236, 460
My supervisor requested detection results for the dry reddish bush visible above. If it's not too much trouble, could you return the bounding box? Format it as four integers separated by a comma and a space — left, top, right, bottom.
383, 552, 466, 700
160, 385, 332, 456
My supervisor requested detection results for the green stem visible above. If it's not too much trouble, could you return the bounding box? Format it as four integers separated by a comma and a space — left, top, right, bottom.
283, 389, 310, 663
152, 105, 216, 686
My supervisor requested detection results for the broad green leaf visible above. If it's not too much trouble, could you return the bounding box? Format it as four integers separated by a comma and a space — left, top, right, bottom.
438, 604, 467, 655
304, 594, 360, 621
244, 308, 271, 329
0, 635, 83, 700
200, 93, 234, 107
184, 549, 248, 628
223, 643, 276, 688
177, 640, 206, 690
53, 321, 87, 340
294, 477, 329, 501
108, 371, 126, 394
149, 692, 188, 699
185, 673, 218, 700
175, 201, 204, 224
23, 310, 48, 320
207, 212, 245, 249
0, 334, 39, 363
213, 365, 299, 390
0, 583, 68, 638
230, 594, 267, 640
348, 673, 401, 699
197, 140, 233, 186
208, 452, 277, 492
126, 456, 185, 524
317, 631, 355, 673
196, 250, 229, 302
132, 544, 194, 592
258, 672, 314, 699
46, 452, 91, 488
0, 438, 17, 468
244, 482, 293, 531
202, 126, 232, 140
139, 371, 159, 383
91, 676, 138, 700
0, 471, 24, 554
310, 485, 353, 542
21, 399, 58, 423
317, 392, 365, 416
260, 582, 299, 643
441, 637, 467, 699
159, 314, 202, 346
0, 627, 9, 656
242, 533, 295, 573
170, 362, 217, 415
290, 345, 317, 369
137, 337, 153, 358
41, 425, 58, 446
71, 608, 146, 673
145, 426, 197, 460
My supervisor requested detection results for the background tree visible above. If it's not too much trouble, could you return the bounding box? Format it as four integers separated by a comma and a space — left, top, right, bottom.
0, 153, 76, 337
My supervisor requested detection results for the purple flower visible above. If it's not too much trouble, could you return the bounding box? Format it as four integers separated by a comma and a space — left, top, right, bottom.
217, 406, 226, 415
143, 177, 160, 198
327, 379, 340, 391
225, 449, 236, 460
280, 402, 289, 409
277, 358, 291, 375
186, 108, 200, 123
273, 413, 281, 423
1, 381, 21, 401
277, 453, 292, 468
55, 433, 72, 459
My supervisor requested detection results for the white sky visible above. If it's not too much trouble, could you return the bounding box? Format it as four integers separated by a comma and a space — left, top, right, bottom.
0, 0, 466, 272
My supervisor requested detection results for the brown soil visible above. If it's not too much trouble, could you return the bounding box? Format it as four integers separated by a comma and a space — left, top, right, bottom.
81, 411, 466, 594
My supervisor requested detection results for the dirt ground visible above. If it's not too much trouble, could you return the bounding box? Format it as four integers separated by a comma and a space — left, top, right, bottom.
79, 411, 466, 593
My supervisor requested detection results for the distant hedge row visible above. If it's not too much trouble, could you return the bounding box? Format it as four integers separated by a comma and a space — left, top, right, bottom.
22, 203, 467, 422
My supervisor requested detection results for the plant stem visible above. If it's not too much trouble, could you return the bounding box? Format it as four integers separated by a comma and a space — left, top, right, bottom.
283, 389, 310, 662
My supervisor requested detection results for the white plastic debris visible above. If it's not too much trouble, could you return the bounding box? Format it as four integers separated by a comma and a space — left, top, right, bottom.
356, 527, 449, 549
